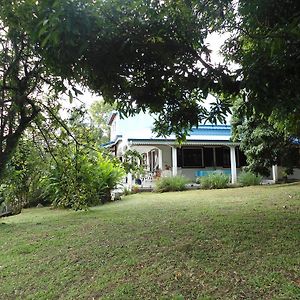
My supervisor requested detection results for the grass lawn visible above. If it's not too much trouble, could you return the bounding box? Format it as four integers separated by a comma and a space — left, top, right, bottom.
1, 183, 300, 300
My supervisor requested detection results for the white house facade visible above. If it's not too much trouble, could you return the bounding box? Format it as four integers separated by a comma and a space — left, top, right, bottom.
104, 112, 300, 187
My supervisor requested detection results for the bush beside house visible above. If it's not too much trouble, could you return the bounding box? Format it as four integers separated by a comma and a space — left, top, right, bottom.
154, 176, 189, 193
199, 173, 229, 189
238, 171, 262, 186
43, 151, 125, 210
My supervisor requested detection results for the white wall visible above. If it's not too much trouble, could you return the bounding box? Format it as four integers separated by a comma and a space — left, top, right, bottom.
290, 168, 300, 179
277, 166, 300, 180
158, 145, 172, 169
110, 114, 119, 141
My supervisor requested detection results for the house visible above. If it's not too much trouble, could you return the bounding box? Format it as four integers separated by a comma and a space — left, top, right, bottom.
104, 112, 300, 187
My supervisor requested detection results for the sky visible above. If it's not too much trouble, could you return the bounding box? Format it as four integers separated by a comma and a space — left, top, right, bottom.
206, 32, 230, 65
59, 87, 100, 119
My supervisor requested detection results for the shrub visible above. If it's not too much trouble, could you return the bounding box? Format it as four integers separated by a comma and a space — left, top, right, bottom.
238, 171, 262, 186
131, 185, 140, 194
200, 173, 229, 189
95, 152, 126, 203
0, 139, 49, 213
123, 188, 132, 196
154, 176, 189, 193
43, 149, 125, 210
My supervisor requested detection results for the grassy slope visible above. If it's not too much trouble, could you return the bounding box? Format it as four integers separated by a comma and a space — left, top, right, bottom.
1, 184, 300, 300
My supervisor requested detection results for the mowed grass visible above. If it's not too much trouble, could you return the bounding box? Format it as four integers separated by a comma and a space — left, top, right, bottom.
1, 184, 300, 300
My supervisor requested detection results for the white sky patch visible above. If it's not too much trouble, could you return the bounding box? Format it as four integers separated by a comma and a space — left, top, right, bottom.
59, 87, 100, 119
206, 32, 230, 65
206, 32, 240, 71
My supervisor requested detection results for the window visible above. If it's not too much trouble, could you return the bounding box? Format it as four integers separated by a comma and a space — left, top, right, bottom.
180, 148, 204, 168
203, 148, 214, 167
236, 148, 247, 167
273, 146, 300, 168
215, 147, 230, 167
177, 148, 182, 167
177, 146, 247, 168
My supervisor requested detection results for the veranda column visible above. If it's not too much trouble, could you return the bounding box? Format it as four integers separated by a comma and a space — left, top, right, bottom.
272, 165, 278, 183
230, 146, 237, 184
146, 152, 149, 171
171, 146, 178, 176
213, 147, 217, 168
158, 148, 163, 170
127, 173, 133, 190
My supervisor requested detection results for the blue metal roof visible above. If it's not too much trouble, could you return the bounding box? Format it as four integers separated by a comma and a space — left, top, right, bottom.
103, 125, 232, 147
101, 141, 115, 147
190, 125, 231, 136
101, 135, 122, 147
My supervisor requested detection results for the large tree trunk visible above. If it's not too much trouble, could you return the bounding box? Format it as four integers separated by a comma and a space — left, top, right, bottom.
0, 104, 40, 180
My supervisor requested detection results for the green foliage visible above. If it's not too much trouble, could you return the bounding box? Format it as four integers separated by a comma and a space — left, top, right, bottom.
232, 109, 300, 176
122, 149, 145, 177
36, 105, 125, 210
226, 0, 300, 138
154, 176, 189, 193
22, 0, 235, 140
1, 0, 300, 183
238, 171, 262, 187
123, 188, 132, 196
43, 148, 125, 210
0, 138, 48, 212
96, 152, 126, 201
89, 100, 115, 143
232, 116, 282, 176
200, 173, 229, 189
0, 103, 126, 212
0, 1, 66, 177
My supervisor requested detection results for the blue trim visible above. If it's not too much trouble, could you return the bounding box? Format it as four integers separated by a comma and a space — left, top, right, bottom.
101, 141, 115, 147
101, 135, 122, 147
195, 170, 231, 177
127, 138, 231, 143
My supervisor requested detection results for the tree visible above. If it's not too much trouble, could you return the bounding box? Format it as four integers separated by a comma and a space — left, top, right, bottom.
89, 100, 115, 143
0, 133, 50, 213
225, 0, 300, 138
226, 0, 300, 175
232, 111, 299, 176
0, 2, 93, 177
23, 0, 237, 139
25, 0, 300, 140
1, 0, 300, 177
0, 2, 71, 178
0, 105, 125, 212
37, 106, 125, 209
0, 0, 228, 181
0, 16, 41, 178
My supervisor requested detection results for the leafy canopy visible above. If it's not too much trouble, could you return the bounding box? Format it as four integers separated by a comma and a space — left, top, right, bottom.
228, 0, 300, 175
1, 0, 300, 178
226, 0, 300, 137
23, 0, 237, 139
